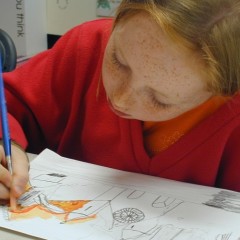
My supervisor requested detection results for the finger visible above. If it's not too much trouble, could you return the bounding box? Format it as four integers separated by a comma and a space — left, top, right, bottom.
0, 184, 10, 200
11, 148, 29, 198
0, 146, 12, 200
0, 164, 12, 189
0, 147, 6, 167
0, 199, 9, 205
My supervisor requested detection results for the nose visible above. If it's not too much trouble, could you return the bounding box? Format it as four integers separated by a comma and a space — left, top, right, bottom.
112, 84, 136, 110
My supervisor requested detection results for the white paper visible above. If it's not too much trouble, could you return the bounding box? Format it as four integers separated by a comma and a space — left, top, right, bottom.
1, 149, 240, 240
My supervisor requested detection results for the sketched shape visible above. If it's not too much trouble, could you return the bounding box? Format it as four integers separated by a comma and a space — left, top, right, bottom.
113, 208, 145, 224
122, 223, 209, 240
205, 190, 240, 213
127, 190, 145, 199
215, 233, 232, 240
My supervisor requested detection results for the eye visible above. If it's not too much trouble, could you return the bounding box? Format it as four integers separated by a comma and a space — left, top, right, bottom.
111, 51, 124, 69
149, 93, 170, 110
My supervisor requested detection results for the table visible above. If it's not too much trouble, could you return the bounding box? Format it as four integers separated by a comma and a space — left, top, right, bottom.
0, 153, 43, 240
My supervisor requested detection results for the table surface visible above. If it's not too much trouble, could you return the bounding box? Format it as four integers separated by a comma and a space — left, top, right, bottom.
0, 153, 44, 240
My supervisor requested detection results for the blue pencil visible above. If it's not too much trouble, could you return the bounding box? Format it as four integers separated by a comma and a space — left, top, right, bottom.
0, 55, 13, 174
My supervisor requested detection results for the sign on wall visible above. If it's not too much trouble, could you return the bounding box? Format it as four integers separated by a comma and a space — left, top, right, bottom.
0, 0, 47, 57
97, 0, 121, 17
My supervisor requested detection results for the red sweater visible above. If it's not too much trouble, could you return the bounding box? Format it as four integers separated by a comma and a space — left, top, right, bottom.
3, 19, 240, 192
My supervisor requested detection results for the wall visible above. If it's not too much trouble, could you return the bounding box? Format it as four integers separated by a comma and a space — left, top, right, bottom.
47, 0, 122, 36
47, 0, 99, 36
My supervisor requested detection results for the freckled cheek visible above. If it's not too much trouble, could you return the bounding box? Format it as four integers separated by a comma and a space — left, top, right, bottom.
102, 62, 127, 98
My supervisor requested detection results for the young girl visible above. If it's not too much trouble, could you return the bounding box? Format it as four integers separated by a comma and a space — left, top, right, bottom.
1, 0, 240, 203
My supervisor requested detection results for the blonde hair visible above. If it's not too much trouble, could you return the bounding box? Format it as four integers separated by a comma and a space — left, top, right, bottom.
114, 0, 240, 95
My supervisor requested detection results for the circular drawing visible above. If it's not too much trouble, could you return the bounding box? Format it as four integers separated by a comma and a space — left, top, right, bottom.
113, 208, 145, 223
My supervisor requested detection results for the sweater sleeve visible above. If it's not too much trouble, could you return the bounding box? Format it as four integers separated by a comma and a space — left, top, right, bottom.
2, 19, 112, 153
216, 125, 240, 192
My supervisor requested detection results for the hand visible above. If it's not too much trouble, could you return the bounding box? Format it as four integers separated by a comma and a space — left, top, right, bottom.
0, 143, 29, 204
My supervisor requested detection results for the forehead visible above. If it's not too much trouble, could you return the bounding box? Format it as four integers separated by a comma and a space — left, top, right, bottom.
111, 12, 191, 65
109, 13, 207, 95
113, 13, 165, 51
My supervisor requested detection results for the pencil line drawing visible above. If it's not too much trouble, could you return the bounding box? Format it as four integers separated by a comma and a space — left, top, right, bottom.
215, 233, 232, 240
0, 150, 240, 240
204, 190, 240, 213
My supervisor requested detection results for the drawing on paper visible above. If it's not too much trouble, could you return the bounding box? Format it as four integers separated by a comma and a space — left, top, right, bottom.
1, 150, 240, 240
1, 172, 237, 239
5, 171, 183, 225
204, 190, 240, 213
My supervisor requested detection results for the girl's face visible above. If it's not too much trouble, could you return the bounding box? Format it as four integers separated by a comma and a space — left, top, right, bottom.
102, 13, 212, 121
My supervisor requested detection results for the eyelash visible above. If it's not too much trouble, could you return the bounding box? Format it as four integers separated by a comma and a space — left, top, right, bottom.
149, 94, 170, 110
111, 51, 124, 69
